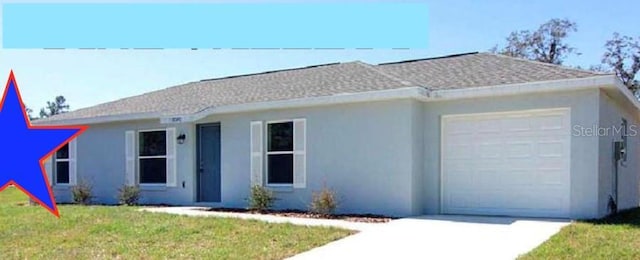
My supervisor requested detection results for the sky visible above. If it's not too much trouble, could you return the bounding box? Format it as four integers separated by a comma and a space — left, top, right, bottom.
0, 0, 638, 111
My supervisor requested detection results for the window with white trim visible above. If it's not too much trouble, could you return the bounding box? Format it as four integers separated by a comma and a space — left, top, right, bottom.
138, 130, 167, 184
266, 121, 294, 185
54, 143, 70, 184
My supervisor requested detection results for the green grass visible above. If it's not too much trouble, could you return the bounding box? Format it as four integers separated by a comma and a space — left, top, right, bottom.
521, 208, 640, 259
0, 187, 353, 259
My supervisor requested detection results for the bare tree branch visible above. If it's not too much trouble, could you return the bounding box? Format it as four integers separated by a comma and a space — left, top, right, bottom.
492, 18, 578, 65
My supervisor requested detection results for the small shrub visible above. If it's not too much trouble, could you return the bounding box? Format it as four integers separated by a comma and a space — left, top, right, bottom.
71, 181, 93, 205
118, 185, 141, 206
310, 185, 338, 217
248, 185, 275, 212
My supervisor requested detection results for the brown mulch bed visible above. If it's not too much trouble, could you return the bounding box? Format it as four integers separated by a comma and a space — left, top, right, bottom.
200, 207, 395, 223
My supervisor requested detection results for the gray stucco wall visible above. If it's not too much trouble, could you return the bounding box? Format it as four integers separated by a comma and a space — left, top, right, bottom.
197, 99, 420, 216
53, 88, 635, 219
53, 120, 196, 205
422, 89, 601, 219
411, 100, 425, 215
597, 90, 640, 216
55, 99, 420, 216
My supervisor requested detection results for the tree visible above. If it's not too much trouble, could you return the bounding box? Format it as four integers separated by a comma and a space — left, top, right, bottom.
39, 96, 70, 118
601, 33, 640, 94
588, 64, 610, 73
25, 107, 35, 120
492, 18, 578, 65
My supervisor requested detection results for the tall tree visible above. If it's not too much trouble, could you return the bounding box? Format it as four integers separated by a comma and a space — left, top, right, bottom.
39, 96, 70, 118
492, 18, 578, 65
601, 33, 640, 94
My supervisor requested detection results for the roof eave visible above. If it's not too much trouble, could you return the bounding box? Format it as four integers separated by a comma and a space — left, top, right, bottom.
426, 75, 619, 101
35, 75, 630, 126
31, 112, 164, 126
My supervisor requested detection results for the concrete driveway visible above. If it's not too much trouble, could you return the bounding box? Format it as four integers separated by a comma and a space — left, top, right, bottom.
290, 215, 570, 260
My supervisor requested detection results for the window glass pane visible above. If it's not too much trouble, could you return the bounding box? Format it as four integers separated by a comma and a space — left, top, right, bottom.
139, 131, 166, 156
56, 144, 69, 159
56, 161, 69, 184
140, 158, 167, 184
268, 122, 293, 152
267, 154, 293, 184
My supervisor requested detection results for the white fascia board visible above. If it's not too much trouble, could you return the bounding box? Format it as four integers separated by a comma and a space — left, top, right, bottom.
31, 112, 163, 126
427, 75, 618, 101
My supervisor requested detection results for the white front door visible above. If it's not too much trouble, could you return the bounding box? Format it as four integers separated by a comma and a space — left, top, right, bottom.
441, 108, 571, 218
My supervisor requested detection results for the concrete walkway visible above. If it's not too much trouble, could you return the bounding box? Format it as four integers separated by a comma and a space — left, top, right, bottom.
142, 207, 569, 259
290, 215, 570, 260
140, 207, 380, 231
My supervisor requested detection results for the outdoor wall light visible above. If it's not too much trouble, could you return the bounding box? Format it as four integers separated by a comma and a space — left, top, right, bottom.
177, 133, 186, 144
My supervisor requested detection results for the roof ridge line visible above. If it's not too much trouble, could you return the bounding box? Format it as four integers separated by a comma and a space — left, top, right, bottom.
376, 52, 479, 65
198, 62, 342, 82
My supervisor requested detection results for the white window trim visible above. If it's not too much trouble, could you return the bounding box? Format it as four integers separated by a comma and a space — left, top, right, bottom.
54, 149, 70, 185
265, 120, 295, 187
138, 129, 168, 185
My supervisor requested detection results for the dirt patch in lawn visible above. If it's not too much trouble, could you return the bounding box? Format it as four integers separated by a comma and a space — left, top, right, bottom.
200, 208, 394, 223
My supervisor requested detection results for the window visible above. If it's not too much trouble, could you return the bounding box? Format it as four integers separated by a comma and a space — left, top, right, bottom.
139, 130, 167, 184
266, 121, 294, 185
55, 144, 70, 184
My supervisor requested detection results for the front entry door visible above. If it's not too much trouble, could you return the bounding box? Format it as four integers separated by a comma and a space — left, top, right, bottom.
197, 123, 221, 202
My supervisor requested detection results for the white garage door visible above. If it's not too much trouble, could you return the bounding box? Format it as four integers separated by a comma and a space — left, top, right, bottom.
441, 108, 571, 218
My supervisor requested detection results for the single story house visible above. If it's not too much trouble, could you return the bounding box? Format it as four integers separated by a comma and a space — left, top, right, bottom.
38, 52, 640, 219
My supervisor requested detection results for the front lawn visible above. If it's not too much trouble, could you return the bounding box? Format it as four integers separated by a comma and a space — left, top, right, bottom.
521, 208, 640, 259
0, 187, 352, 259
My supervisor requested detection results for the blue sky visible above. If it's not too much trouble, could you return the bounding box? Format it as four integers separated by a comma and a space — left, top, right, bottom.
0, 0, 638, 111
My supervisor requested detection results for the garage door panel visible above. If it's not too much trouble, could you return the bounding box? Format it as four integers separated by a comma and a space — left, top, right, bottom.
442, 108, 570, 218
475, 158, 502, 169
538, 141, 564, 157
478, 143, 502, 158
445, 144, 475, 159
504, 170, 535, 185
477, 119, 502, 133
503, 116, 533, 131
535, 114, 566, 130
448, 193, 567, 216
506, 142, 533, 158
447, 120, 476, 134
538, 157, 565, 170
538, 129, 568, 138
505, 158, 535, 169
536, 169, 567, 184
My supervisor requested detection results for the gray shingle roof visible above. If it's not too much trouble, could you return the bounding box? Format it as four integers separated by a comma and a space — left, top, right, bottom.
39, 52, 605, 123
40, 61, 412, 122
376, 52, 602, 90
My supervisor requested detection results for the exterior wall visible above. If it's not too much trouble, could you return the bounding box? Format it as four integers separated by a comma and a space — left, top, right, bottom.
56, 99, 420, 216
422, 89, 602, 219
53, 120, 196, 205
53, 87, 638, 219
597, 90, 640, 216
196, 99, 420, 216
411, 100, 425, 214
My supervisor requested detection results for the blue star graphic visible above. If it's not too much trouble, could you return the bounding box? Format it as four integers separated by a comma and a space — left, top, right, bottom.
0, 71, 87, 217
